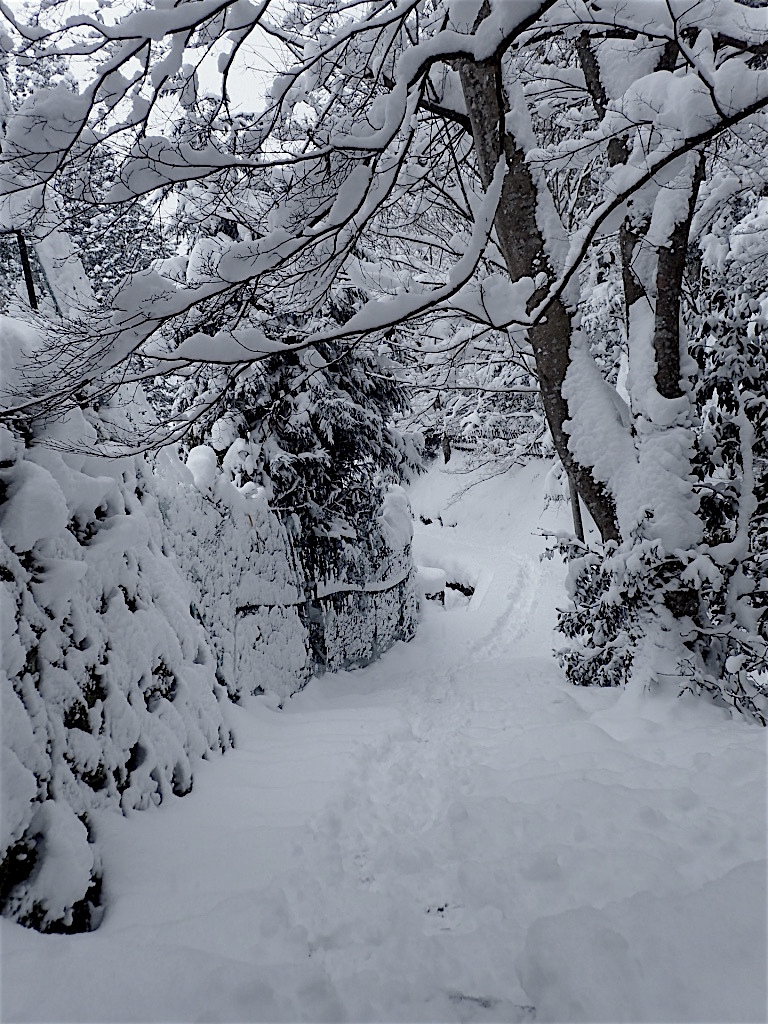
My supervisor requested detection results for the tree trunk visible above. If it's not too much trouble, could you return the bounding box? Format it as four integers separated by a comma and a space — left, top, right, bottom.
653, 153, 705, 399
457, 56, 619, 542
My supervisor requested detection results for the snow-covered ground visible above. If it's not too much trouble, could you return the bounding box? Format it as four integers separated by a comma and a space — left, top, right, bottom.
2, 456, 766, 1023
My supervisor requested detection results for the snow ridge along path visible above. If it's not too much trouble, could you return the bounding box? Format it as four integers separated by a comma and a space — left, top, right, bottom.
2, 457, 767, 1023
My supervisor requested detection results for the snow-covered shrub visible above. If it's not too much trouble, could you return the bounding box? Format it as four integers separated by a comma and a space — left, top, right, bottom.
556, 539, 632, 690
557, 175, 768, 725
0, 409, 231, 933
557, 533, 707, 691
170, 324, 419, 535
557, 187, 768, 723
156, 446, 311, 702
557, 531, 768, 722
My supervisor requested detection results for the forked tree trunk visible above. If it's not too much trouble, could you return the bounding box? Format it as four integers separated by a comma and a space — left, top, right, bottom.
457, 56, 619, 542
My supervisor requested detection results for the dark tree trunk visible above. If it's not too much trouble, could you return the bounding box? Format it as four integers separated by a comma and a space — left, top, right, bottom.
653, 154, 705, 399
457, 56, 619, 542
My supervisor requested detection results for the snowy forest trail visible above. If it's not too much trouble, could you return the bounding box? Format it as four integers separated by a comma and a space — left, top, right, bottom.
2, 458, 767, 1024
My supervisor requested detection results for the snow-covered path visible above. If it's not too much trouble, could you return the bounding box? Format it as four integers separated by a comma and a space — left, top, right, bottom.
3, 459, 766, 1023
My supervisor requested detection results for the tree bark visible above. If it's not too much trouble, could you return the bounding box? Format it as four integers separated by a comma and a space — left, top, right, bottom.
653, 153, 705, 399
457, 56, 619, 542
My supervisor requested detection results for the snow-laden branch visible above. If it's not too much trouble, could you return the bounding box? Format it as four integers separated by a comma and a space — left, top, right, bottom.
528, 86, 768, 331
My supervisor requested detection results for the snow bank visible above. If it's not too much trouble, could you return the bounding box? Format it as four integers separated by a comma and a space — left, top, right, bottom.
416, 565, 448, 600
